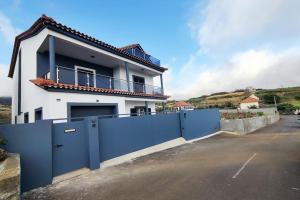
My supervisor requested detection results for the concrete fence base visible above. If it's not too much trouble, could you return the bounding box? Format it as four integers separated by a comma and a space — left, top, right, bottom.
221, 113, 280, 134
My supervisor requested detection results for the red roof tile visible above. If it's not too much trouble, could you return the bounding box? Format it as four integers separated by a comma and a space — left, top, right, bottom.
8, 15, 167, 78
30, 78, 169, 100
240, 97, 259, 103
173, 101, 191, 107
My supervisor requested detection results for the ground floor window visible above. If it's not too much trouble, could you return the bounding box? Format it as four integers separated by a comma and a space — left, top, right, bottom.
24, 112, 29, 123
130, 107, 151, 116
35, 108, 43, 121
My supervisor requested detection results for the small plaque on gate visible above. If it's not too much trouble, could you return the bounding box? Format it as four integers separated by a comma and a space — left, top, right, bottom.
65, 128, 76, 133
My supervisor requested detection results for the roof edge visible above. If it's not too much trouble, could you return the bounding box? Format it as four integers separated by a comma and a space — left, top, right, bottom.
8, 15, 168, 78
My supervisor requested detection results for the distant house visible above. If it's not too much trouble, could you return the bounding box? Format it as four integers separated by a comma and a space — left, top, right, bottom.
240, 95, 259, 109
173, 101, 194, 111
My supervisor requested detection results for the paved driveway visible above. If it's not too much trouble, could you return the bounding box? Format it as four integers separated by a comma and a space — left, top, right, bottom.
23, 115, 300, 200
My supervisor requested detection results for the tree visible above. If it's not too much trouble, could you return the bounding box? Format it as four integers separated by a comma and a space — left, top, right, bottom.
263, 94, 281, 104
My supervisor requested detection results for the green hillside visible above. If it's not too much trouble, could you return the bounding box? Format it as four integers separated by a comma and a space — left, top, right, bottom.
158, 87, 300, 114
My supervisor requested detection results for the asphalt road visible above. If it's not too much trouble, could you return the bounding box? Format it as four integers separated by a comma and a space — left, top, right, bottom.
23, 115, 300, 200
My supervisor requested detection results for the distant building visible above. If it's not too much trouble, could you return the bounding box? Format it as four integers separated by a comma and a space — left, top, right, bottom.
173, 101, 194, 111
240, 95, 259, 109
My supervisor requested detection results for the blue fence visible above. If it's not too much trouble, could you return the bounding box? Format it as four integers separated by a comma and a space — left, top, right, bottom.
0, 109, 220, 192
99, 112, 181, 161
0, 120, 53, 192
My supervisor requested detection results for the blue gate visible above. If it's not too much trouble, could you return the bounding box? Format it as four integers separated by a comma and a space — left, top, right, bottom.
52, 120, 89, 176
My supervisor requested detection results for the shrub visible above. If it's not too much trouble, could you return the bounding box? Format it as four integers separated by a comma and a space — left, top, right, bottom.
257, 112, 264, 116
0, 137, 7, 162
249, 105, 258, 109
294, 95, 300, 100
263, 94, 281, 104
277, 103, 296, 114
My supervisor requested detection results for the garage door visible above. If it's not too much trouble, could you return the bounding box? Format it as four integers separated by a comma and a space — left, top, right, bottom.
70, 105, 116, 118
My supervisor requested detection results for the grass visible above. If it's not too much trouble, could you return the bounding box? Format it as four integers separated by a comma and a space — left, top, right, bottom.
0, 105, 11, 124
158, 86, 300, 111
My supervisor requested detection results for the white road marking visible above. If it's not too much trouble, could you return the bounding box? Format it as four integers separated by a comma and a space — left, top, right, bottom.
232, 153, 257, 179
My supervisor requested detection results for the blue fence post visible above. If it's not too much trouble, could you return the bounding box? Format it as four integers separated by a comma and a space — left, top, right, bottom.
86, 117, 100, 170
179, 110, 187, 140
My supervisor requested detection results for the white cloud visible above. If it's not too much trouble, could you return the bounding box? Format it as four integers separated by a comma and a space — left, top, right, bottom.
0, 64, 12, 97
165, 0, 300, 100
189, 0, 300, 52
0, 12, 21, 44
167, 48, 300, 100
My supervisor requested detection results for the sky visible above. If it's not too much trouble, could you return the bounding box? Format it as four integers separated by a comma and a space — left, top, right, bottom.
0, 0, 300, 99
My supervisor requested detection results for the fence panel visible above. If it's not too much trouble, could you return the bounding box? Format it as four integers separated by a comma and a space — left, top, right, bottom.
182, 109, 220, 140
98, 113, 181, 161
0, 120, 53, 192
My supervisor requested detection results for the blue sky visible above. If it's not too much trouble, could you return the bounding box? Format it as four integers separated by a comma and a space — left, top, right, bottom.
1, 0, 300, 99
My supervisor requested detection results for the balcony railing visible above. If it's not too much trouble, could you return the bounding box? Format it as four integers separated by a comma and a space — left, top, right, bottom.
53, 66, 163, 95
125, 48, 160, 66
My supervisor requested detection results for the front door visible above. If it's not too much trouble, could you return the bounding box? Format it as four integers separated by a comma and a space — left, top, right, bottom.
133, 75, 145, 93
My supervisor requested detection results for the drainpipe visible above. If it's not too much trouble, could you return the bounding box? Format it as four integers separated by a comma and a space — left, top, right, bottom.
125, 62, 130, 92
160, 74, 164, 95
49, 35, 56, 82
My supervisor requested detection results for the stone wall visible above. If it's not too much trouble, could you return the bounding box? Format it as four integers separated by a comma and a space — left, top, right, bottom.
220, 112, 280, 134
0, 154, 20, 200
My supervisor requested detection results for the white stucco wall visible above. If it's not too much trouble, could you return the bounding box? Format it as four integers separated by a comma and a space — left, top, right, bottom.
11, 29, 50, 124
125, 100, 156, 114
11, 28, 164, 123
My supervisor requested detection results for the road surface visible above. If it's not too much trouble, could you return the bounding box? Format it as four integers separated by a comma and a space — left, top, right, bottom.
23, 115, 300, 200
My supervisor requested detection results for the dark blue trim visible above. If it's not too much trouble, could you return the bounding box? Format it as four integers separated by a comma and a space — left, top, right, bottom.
49, 36, 56, 81
125, 62, 130, 91
67, 102, 118, 119
24, 112, 29, 123
34, 107, 43, 121
160, 74, 164, 95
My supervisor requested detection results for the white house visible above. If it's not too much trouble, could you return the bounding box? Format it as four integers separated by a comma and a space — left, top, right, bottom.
8, 15, 168, 124
240, 95, 259, 109
173, 101, 194, 111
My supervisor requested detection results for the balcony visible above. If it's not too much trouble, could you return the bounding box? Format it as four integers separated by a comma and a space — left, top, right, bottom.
44, 66, 163, 96
124, 48, 160, 66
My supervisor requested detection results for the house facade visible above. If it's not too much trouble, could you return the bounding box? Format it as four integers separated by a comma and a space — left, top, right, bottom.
173, 101, 194, 111
9, 15, 168, 124
240, 95, 259, 109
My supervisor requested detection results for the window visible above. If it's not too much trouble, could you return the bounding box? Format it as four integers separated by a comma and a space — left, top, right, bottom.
130, 107, 151, 116
75, 66, 96, 87
15, 116, 17, 124
24, 112, 29, 123
35, 108, 43, 121
132, 75, 145, 93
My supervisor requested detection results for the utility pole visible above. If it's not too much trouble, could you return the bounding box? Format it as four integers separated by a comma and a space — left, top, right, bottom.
274, 96, 277, 108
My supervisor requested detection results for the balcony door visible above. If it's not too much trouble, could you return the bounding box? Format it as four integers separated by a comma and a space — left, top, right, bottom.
133, 75, 145, 93
75, 66, 96, 87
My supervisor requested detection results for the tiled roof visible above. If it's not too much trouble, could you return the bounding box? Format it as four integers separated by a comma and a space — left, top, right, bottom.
8, 15, 167, 78
240, 97, 259, 103
30, 78, 169, 100
173, 101, 191, 107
